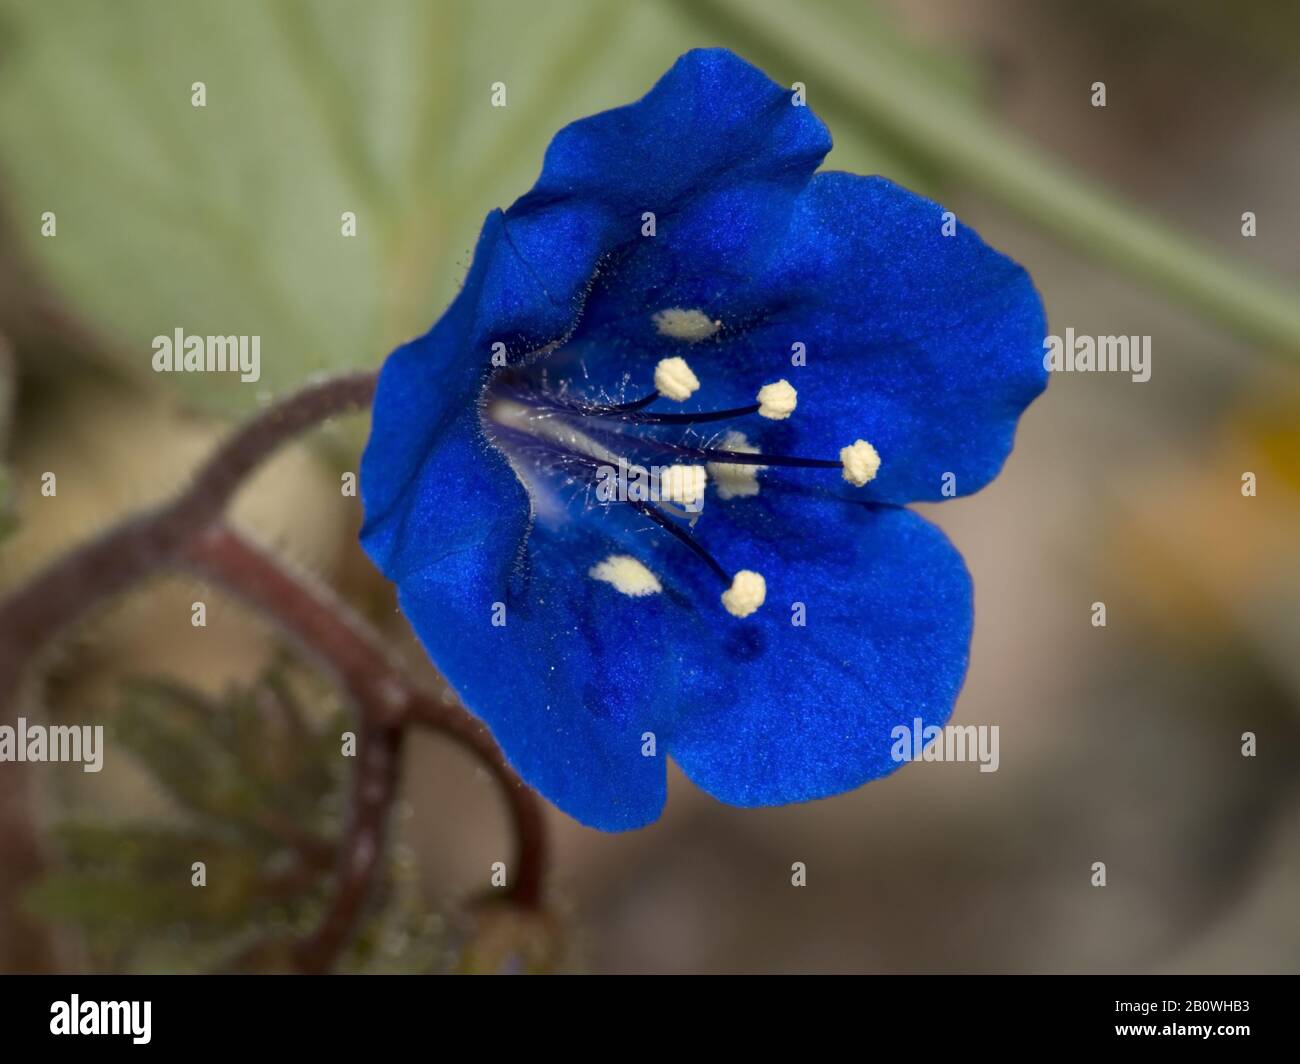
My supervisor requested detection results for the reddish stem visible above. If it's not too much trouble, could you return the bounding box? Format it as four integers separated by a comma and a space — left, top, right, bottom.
0, 370, 547, 973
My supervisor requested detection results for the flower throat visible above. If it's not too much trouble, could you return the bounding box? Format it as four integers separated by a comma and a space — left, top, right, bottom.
482, 344, 881, 618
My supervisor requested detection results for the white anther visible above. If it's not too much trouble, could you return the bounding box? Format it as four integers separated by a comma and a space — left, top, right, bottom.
589, 555, 662, 597
654, 356, 700, 401
652, 307, 721, 342
721, 570, 766, 618
840, 439, 881, 486
756, 379, 797, 420
659, 464, 707, 506
707, 431, 765, 500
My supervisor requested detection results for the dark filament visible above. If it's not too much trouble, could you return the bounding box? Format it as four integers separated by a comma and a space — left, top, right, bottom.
610, 401, 762, 425
570, 390, 761, 424
486, 374, 848, 588
558, 447, 732, 585
624, 498, 729, 584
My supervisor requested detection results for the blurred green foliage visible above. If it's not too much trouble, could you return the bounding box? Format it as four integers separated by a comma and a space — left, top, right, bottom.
24, 660, 444, 973
0, 0, 951, 417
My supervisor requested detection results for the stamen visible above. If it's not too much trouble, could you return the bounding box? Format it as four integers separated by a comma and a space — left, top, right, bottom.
708, 431, 764, 499
721, 570, 766, 618
649, 440, 841, 472
615, 402, 761, 426
608, 381, 795, 427
840, 439, 881, 486
653, 307, 721, 341
610, 379, 796, 427
589, 554, 662, 597
625, 499, 729, 584
502, 405, 861, 486
653, 357, 700, 401
482, 371, 881, 617
658, 464, 707, 506
756, 379, 797, 420
601, 392, 659, 413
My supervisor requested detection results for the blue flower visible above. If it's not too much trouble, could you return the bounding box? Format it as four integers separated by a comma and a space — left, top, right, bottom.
359, 49, 1046, 831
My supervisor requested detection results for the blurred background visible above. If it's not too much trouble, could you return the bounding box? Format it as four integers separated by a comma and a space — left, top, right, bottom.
0, 0, 1297, 973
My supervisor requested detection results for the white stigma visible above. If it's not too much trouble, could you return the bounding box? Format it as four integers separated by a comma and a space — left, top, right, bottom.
652, 307, 721, 342
653, 356, 700, 401
659, 464, 707, 506
840, 439, 881, 486
589, 555, 662, 597
721, 570, 766, 618
707, 431, 765, 500
756, 379, 797, 420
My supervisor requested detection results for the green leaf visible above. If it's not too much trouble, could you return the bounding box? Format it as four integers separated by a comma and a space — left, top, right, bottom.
27, 662, 361, 970
0, 0, 920, 415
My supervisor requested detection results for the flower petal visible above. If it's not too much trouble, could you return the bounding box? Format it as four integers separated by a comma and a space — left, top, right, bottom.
359, 211, 541, 583
392, 485, 969, 825
509, 47, 830, 223
666, 499, 973, 806
395, 515, 681, 831
362, 46, 834, 582
559, 173, 1047, 504
494, 48, 831, 362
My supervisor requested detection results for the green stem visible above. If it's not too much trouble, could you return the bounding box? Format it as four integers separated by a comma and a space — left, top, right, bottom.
684, 0, 1300, 356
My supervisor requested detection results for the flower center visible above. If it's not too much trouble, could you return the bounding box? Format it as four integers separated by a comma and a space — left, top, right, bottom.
481, 349, 880, 618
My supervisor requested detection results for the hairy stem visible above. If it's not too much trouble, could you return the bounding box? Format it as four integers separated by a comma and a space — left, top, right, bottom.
405, 695, 548, 910
0, 368, 547, 972
184, 525, 548, 943
0, 371, 378, 694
